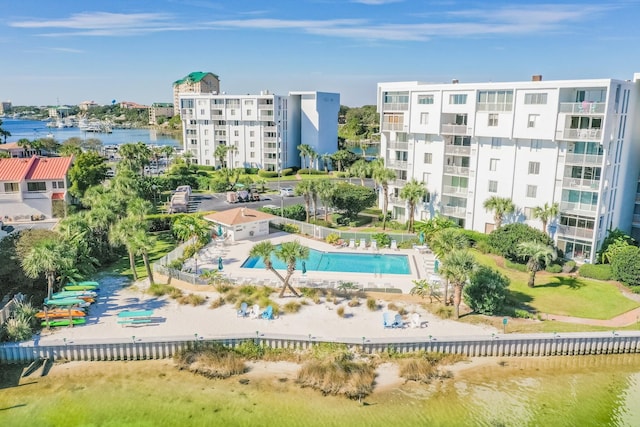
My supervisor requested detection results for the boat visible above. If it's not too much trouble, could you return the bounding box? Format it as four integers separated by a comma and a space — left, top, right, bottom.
41, 318, 87, 327
35, 309, 86, 319
51, 290, 97, 299
44, 297, 90, 307
64, 281, 100, 291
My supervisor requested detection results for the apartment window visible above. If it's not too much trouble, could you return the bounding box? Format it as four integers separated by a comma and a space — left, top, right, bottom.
420, 112, 429, 125
489, 158, 499, 171
450, 94, 467, 104
488, 114, 499, 126
526, 185, 537, 198
528, 114, 539, 128
244, 100, 254, 105
524, 207, 533, 220
250, 152, 255, 158
424, 153, 432, 164
250, 141, 255, 148
477, 90, 513, 111
530, 139, 542, 151
488, 180, 498, 193
250, 131, 255, 137
204, 140, 209, 146
205, 160, 210, 165
3, 183, 18, 192
528, 161, 540, 175
27, 182, 46, 192
230, 109, 236, 115
234, 130, 239, 137
246, 110, 252, 115
200, 109, 205, 115
423, 172, 430, 184
51, 181, 65, 189
491, 138, 502, 149
524, 93, 548, 104
417, 94, 434, 104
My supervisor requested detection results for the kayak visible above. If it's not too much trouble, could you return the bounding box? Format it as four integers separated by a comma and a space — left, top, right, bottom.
41, 318, 87, 327
44, 298, 89, 307
35, 309, 86, 319
51, 290, 97, 299
64, 283, 99, 291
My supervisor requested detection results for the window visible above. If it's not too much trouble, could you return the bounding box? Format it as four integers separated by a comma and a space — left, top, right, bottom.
234, 130, 239, 137
488, 114, 498, 126
523, 207, 533, 220
423, 172, 430, 184
488, 180, 498, 193
27, 182, 46, 192
204, 139, 209, 146
491, 138, 502, 149
244, 100, 254, 105
424, 153, 432, 164
450, 94, 467, 104
200, 109, 205, 115
528, 162, 540, 175
250, 152, 255, 158
3, 183, 18, 192
230, 109, 236, 115
250, 141, 255, 148
420, 112, 429, 125
530, 139, 542, 151
246, 110, 252, 115
489, 158, 499, 171
524, 93, 548, 104
526, 185, 537, 198
528, 114, 539, 128
51, 181, 65, 189
250, 131, 255, 137
477, 90, 513, 111
205, 160, 210, 165
204, 150, 209, 156
417, 94, 434, 105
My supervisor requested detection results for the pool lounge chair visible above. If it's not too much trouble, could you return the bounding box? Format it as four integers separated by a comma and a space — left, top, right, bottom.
390, 240, 398, 250
348, 238, 356, 249
410, 313, 421, 328
383, 312, 394, 329
251, 304, 261, 319
359, 238, 367, 249
237, 302, 248, 318
392, 314, 404, 328
370, 240, 378, 251
261, 305, 274, 320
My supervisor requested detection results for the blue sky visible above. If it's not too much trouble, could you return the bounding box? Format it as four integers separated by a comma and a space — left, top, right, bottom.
1, 0, 639, 107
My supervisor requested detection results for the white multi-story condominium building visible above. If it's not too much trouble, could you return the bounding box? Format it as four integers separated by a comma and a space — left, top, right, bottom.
377, 74, 640, 263
178, 91, 340, 171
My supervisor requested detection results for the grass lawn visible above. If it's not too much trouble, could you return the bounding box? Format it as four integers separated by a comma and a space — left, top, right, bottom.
104, 231, 177, 280
472, 250, 639, 320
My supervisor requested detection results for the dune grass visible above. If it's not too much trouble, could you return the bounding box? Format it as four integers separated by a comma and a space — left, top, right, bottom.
472, 251, 639, 320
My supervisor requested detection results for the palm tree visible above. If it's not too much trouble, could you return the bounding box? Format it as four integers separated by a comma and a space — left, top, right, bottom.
132, 229, 157, 285
0, 118, 11, 143
297, 144, 312, 169
350, 159, 370, 186
429, 228, 469, 305
410, 279, 441, 303
441, 250, 477, 319
320, 153, 332, 172
532, 202, 559, 235
171, 215, 210, 243
109, 218, 142, 281
483, 196, 515, 230
274, 241, 309, 297
517, 241, 557, 288
21, 239, 72, 299
372, 165, 397, 230
307, 147, 318, 173
399, 179, 427, 233
119, 142, 151, 174
294, 180, 316, 222
315, 180, 335, 222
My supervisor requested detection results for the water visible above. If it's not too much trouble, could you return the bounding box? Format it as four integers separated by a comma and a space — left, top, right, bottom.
242, 247, 411, 274
0, 118, 181, 147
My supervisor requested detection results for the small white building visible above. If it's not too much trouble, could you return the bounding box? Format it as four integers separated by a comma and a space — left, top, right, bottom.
204, 207, 275, 242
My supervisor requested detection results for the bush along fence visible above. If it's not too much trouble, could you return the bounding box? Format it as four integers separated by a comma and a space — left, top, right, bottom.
153, 237, 207, 285
2, 331, 640, 364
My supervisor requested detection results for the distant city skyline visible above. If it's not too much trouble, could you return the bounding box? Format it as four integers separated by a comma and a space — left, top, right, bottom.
1, 0, 639, 107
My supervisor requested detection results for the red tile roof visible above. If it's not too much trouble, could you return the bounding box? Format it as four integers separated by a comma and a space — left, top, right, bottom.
51, 192, 65, 200
204, 207, 276, 226
0, 156, 72, 182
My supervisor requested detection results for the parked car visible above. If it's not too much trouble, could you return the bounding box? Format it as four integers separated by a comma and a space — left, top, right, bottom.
280, 187, 295, 197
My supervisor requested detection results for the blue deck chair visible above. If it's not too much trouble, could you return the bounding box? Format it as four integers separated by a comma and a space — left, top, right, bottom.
261, 305, 274, 320
237, 302, 248, 318
383, 312, 394, 328
392, 314, 404, 328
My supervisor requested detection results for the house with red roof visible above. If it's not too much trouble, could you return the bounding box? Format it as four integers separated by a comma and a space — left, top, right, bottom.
0, 156, 73, 221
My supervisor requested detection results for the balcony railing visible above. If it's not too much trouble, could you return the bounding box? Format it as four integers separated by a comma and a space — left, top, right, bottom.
441, 124, 471, 135
565, 153, 604, 165
210, 113, 224, 119
442, 186, 469, 196
444, 145, 471, 155
559, 201, 598, 214
382, 102, 409, 111
562, 177, 600, 190
258, 104, 274, 109
556, 225, 595, 240
263, 125, 276, 132
263, 146, 278, 153
382, 123, 405, 131
263, 136, 276, 143
559, 102, 606, 114
441, 206, 467, 217
181, 109, 193, 118
388, 141, 409, 150
476, 103, 513, 112
443, 165, 470, 176
389, 195, 404, 204
387, 160, 408, 169
562, 128, 602, 141
634, 214, 640, 225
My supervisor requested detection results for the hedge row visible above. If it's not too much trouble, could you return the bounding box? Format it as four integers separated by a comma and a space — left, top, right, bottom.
578, 263, 612, 281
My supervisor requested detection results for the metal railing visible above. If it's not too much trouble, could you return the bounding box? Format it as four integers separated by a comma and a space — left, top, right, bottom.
559, 202, 598, 213
381, 122, 405, 131
442, 186, 469, 196
559, 102, 606, 114
441, 124, 471, 135
382, 102, 409, 111
387, 160, 408, 169
476, 103, 513, 112
443, 165, 470, 176
444, 145, 471, 155
441, 206, 467, 217
563, 128, 602, 141
565, 154, 604, 165
387, 141, 409, 150
562, 177, 600, 190
556, 225, 595, 240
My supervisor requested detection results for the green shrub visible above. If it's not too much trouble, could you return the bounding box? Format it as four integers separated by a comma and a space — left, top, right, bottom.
148, 283, 179, 297
610, 246, 640, 286
167, 259, 184, 270
336, 306, 345, 317
326, 233, 341, 245
257, 170, 278, 178
487, 223, 554, 262
513, 309, 534, 319
475, 240, 491, 254
545, 264, 563, 273
178, 293, 206, 306
334, 171, 349, 178
244, 167, 259, 175
348, 297, 360, 307
281, 168, 295, 176
371, 232, 391, 248
4, 317, 32, 341
460, 229, 488, 248
182, 244, 199, 259
463, 266, 510, 315
283, 301, 302, 313
147, 213, 188, 232
562, 260, 577, 273
505, 259, 528, 272
578, 263, 612, 281
297, 168, 327, 175
366, 297, 378, 311
435, 305, 453, 319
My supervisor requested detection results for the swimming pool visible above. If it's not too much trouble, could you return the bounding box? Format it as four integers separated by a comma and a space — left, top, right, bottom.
241, 248, 411, 275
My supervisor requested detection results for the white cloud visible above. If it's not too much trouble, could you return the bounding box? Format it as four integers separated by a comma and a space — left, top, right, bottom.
49, 47, 84, 54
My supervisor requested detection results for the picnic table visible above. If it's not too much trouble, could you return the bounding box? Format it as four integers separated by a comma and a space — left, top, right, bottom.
117, 310, 155, 326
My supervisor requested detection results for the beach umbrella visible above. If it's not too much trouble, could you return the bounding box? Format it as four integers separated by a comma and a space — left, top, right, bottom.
419, 231, 425, 245
301, 261, 307, 275
217, 224, 223, 237
434, 259, 439, 273
218, 257, 223, 271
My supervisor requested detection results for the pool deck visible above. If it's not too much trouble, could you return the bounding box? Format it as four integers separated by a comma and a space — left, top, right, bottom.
183, 232, 437, 294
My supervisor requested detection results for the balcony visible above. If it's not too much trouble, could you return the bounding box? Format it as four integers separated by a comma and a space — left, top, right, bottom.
476, 103, 513, 112
559, 102, 606, 114
443, 165, 470, 176
211, 113, 224, 119
442, 186, 469, 197
259, 113, 275, 121
263, 146, 278, 153
565, 153, 604, 165
388, 141, 409, 150
389, 195, 404, 204
258, 103, 274, 110
441, 124, 471, 135
263, 136, 276, 143
556, 225, 595, 240
562, 128, 602, 141
382, 102, 409, 111
559, 201, 598, 214
181, 109, 193, 118
387, 160, 408, 169
444, 145, 471, 155
441, 206, 466, 217
562, 177, 600, 191
263, 125, 276, 132
382, 123, 405, 131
